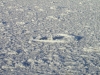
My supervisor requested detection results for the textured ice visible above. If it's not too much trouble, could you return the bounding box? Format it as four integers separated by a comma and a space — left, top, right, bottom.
0, 0, 100, 75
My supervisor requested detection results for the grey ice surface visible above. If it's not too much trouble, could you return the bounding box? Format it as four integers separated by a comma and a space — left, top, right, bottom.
0, 0, 100, 75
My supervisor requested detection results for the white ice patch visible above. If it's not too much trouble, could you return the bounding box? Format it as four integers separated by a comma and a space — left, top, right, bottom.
33, 33, 74, 43
83, 46, 100, 52
58, 47, 66, 50
50, 6, 56, 10
27, 12, 34, 15
34, 6, 44, 11
34, 6, 39, 9
16, 22, 25, 25
79, 2, 82, 5
0, 26, 5, 31
2, 66, 14, 69
31, 19, 34, 22
15, 63, 25, 68
7, 51, 17, 55
38, 8, 44, 11
46, 16, 58, 20
8, 6, 13, 9
28, 59, 34, 63
0, 3, 4, 6
16, 8, 24, 12
65, 9, 77, 13
33, 39, 65, 43
57, 34, 73, 38
60, 13, 68, 16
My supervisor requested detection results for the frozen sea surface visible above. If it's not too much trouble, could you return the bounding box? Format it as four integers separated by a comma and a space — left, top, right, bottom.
0, 0, 100, 75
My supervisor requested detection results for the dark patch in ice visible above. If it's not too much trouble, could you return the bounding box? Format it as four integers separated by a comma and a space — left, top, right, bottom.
25, 22, 29, 24
40, 36, 48, 40
34, 30, 37, 32
52, 70, 59, 74
12, 62, 15, 67
90, 59, 98, 66
42, 58, 48, 63
57, 16, 60, 19
59, 55, 65, 62
21, 30, 26, 34
33, 36, 36, 39
22, 61, 31, 67
57, 6, 66, 10
2, 21, 7, 25
70, 34, 83, 41
85, 67, 89, 73
34, 62, 38, 66
75, 36, 83, 41
53, 36, 64, 40
82, 58, 89, 73
2, 33, 5, 35
0, 53, 5, 59
16, 49, 23, 54
52, 70, 56, 73
0, 47, 2, 50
